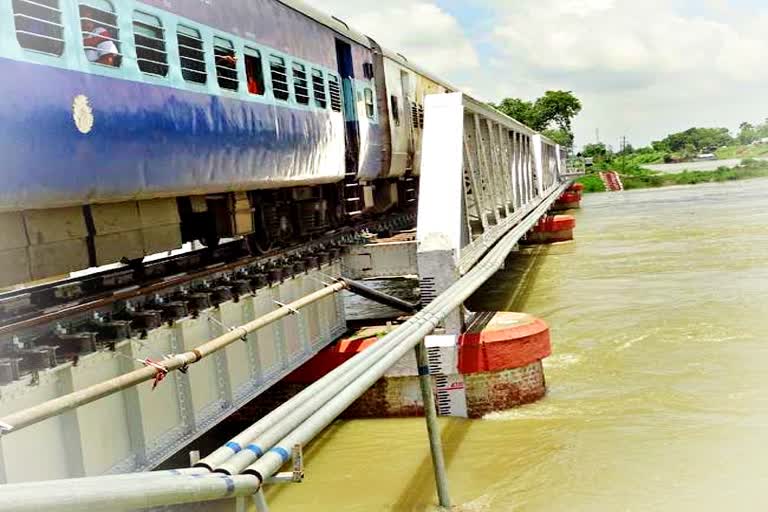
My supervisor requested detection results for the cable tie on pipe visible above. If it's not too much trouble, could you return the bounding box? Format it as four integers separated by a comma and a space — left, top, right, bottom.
273, 300, 299, 315
208, 316, 249, 341
139, 358, 169, 390
192, 349, 203, 363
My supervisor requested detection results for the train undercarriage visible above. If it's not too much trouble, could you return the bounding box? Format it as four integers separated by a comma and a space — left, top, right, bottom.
0, 177, 418, 289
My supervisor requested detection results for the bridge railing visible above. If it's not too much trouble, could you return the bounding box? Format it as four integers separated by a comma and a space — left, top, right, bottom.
416, 92, 571, 332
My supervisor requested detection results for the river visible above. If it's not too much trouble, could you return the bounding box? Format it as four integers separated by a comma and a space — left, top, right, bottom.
265, 178, 768, 511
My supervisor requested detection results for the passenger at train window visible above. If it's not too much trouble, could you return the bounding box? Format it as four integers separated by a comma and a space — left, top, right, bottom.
244, 48, 265, 96
214, 37, 238, 91
81, 5, 119, 66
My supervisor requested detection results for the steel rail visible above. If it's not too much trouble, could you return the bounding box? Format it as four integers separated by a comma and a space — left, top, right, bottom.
0, 282, 347, 433
0, 211, 415, 335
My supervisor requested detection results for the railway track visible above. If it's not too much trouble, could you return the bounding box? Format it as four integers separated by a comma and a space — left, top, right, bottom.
0, 211, 416, 383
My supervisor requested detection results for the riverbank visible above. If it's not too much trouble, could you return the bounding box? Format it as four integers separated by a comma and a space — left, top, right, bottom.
577, 159, 768, 193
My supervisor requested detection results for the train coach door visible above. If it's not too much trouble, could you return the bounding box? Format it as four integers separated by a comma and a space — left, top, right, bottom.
335, 39, 360, 174
335, 38, 363, 215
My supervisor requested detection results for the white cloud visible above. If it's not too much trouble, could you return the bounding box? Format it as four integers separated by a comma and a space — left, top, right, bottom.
303, 0, 768, 147
487, 0, 768, 146
302, 0, 479, 75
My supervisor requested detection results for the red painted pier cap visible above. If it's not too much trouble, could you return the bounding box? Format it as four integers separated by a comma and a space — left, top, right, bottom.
458, 312, 551, 374
533, 214, 576, 233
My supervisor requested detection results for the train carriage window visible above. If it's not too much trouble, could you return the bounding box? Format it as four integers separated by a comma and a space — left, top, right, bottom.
177, 25, 206, 83
133, 11, 168, 76
364, 88, 375, 119
214, 37, 238, 91
80, 1, 121, 67
328, 74, 342, 112
311, 69, 327, 109
12, 0, 64, 56
269, 55, 290, 101
292, 63, 310, 105
390, 95, 400, 126
244, 47, 264, 95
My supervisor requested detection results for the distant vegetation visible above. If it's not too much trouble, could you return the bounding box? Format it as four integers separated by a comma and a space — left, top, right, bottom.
577, 158, 768, 193
580, 118, 768, 165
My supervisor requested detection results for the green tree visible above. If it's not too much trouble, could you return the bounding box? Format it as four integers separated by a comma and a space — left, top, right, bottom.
492, 98, 543, 130
542, 128, 573, 147
581, 143, 610, 158
738, 122, 757, 144
534, 90, 582, 135
653, 127, 732, 153
491, 91, 582, 148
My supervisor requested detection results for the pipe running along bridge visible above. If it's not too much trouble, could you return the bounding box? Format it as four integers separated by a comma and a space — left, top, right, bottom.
0, 93, 580, 511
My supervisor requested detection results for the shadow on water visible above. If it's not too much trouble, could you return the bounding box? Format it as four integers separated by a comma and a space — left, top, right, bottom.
466, 245, 552, 313
390, 419, 473, 511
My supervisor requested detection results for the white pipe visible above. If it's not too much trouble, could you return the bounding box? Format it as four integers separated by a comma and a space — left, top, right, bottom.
0, 283, 346, 433
0, 180, 571, 512
243, 181, 570, 482
0, 473, 260, 512
0, 467, 207, 490
203, 180, 571, 475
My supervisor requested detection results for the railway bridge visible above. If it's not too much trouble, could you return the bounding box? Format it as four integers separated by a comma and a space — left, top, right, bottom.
0, 93, 581, 511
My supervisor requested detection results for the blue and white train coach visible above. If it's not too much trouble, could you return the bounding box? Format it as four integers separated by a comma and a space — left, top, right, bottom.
0, 0, 452, 286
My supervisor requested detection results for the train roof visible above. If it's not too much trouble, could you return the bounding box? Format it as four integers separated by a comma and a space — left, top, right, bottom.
277, 0, 456, 91
277, 0, 551, 143
277, 0, 371, 47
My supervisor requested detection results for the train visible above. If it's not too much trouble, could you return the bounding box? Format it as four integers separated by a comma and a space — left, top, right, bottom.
0, 0, 551, 288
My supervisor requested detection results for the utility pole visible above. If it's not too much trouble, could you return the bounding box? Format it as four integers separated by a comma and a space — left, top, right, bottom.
618, 135, 628, 173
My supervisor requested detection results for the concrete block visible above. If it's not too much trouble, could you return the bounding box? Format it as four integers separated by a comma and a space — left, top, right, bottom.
232, 192, 253, 235
0, 212, 28, 250
24, 207, 87, 245
142, 224, 182, 256
94, 230, 144, 265
138, 198, 180, 228
0, 247, 31, 287
29, 239, 89, 280
90, 202, 141, 235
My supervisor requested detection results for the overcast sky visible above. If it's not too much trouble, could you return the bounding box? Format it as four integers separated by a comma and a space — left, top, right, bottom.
303, 0, 768, 150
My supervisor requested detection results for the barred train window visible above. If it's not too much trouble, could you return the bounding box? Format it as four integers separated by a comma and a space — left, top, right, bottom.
292, 63, 309, 105
214, 37, 238, 91
364, 88, 374, 119
177, 25, 206, 84
133, 11, 168, 76
311, 69, 326, 109
80, 1, 121, 67
12, 0, 64, 56
269, 55, 290, 101
244, 47, 265, 96
328, 74, 342, 112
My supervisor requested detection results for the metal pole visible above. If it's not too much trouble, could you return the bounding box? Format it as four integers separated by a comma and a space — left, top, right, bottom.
414, 340, 451, 508
252, 489, 270, 512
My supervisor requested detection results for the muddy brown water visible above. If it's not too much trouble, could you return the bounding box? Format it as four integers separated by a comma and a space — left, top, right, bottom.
258, 179, 768, 511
